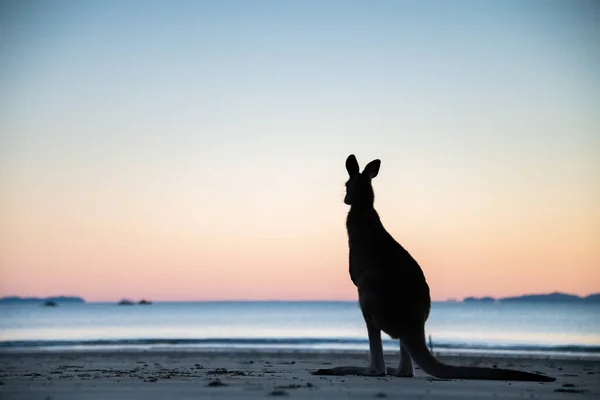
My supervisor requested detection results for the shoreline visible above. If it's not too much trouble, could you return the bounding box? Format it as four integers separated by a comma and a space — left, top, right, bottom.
2, 346, 600, 360
2, 345, 599, 362
1, 349, 598, 399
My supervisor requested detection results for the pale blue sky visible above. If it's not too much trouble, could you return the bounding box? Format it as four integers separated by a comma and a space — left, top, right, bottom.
1, 1, 599, 300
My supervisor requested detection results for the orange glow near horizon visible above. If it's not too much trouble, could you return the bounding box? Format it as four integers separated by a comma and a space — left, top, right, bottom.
1, 174, 598, 302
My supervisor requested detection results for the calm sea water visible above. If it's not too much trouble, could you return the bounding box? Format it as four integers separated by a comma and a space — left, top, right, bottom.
1, 301, 599, 358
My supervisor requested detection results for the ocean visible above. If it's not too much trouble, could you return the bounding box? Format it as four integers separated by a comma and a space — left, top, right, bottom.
1, 301, 599, 359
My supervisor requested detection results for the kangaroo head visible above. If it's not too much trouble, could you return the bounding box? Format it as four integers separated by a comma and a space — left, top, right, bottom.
344, 154, 381, 206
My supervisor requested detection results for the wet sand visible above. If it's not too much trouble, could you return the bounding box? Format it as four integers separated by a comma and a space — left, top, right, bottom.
1, 349, 598, 399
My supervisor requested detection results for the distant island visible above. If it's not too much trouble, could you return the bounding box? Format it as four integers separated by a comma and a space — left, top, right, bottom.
118, 299, 153, 305
0, 296, 155, 305
463, 296, 495, 303
462, 292, 600, 304
0, 296, 85, 304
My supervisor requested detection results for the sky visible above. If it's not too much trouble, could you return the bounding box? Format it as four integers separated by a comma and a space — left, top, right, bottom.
1, 0, 598, 302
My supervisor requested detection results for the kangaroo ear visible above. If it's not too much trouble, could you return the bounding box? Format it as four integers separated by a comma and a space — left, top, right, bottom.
346, 154, 359, 177
364, 159, 381, 178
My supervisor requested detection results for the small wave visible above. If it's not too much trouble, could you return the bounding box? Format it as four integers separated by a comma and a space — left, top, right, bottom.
1, 337, 599, 356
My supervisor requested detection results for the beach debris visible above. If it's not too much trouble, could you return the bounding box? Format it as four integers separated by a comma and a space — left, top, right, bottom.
306, 382, 314, 388
262, 369, 278, 374
562, 383, 576, 387
375, 393, 387, 398
144, 377, 158, 382
207, 379, 228, 387
554, 388, 587, 393
207, 368, 248, 376
209, 368, 230, 374
268, 389, 288, 396
274, 384, 302, 389
426, 377, 451, 382
428, 334, 434, 355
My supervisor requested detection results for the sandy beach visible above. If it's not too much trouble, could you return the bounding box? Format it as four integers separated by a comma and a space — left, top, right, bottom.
0, 349, 597, 399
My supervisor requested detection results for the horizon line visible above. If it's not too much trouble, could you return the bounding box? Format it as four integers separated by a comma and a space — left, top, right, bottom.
2, 290, 600, 304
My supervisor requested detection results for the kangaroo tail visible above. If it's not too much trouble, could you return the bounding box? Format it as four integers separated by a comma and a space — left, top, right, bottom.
401, 331, 555, 382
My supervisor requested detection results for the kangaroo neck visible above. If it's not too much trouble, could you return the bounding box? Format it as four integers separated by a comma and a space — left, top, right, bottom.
346, 204, 383, 240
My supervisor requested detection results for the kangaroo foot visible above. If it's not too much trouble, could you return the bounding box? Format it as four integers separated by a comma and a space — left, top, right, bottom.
386, 366, 415, 377
312, 366, 386, 377
386, 341, 415, 377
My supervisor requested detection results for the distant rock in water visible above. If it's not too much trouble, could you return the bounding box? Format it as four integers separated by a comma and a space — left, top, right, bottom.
118, 299, 135, 306
138, 299, 152, 305
463, 296, 496, 303
0, 296, 85, 304
43, 301, 57, 307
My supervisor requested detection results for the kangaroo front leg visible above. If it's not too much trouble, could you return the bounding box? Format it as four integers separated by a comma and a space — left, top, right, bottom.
387, 340, 414, 377
312, 319, 386, 376
366, 319, 386, 373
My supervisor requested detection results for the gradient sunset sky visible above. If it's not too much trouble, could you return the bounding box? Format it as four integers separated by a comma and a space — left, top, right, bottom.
1, 0, 598, 302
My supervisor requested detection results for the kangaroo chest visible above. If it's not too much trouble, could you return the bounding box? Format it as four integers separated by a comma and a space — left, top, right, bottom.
347, 232, 388, 287
346, 210, 385, 286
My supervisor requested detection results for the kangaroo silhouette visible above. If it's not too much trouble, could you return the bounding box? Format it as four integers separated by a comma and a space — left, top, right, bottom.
312, 154, 555, 382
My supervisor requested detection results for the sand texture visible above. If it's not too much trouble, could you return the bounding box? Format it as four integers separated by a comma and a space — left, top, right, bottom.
1, 350, 598, 399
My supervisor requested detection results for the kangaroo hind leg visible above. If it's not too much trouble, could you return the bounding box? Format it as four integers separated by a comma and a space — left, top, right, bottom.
387, 341, 414, 377
312, 318, 386, 377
